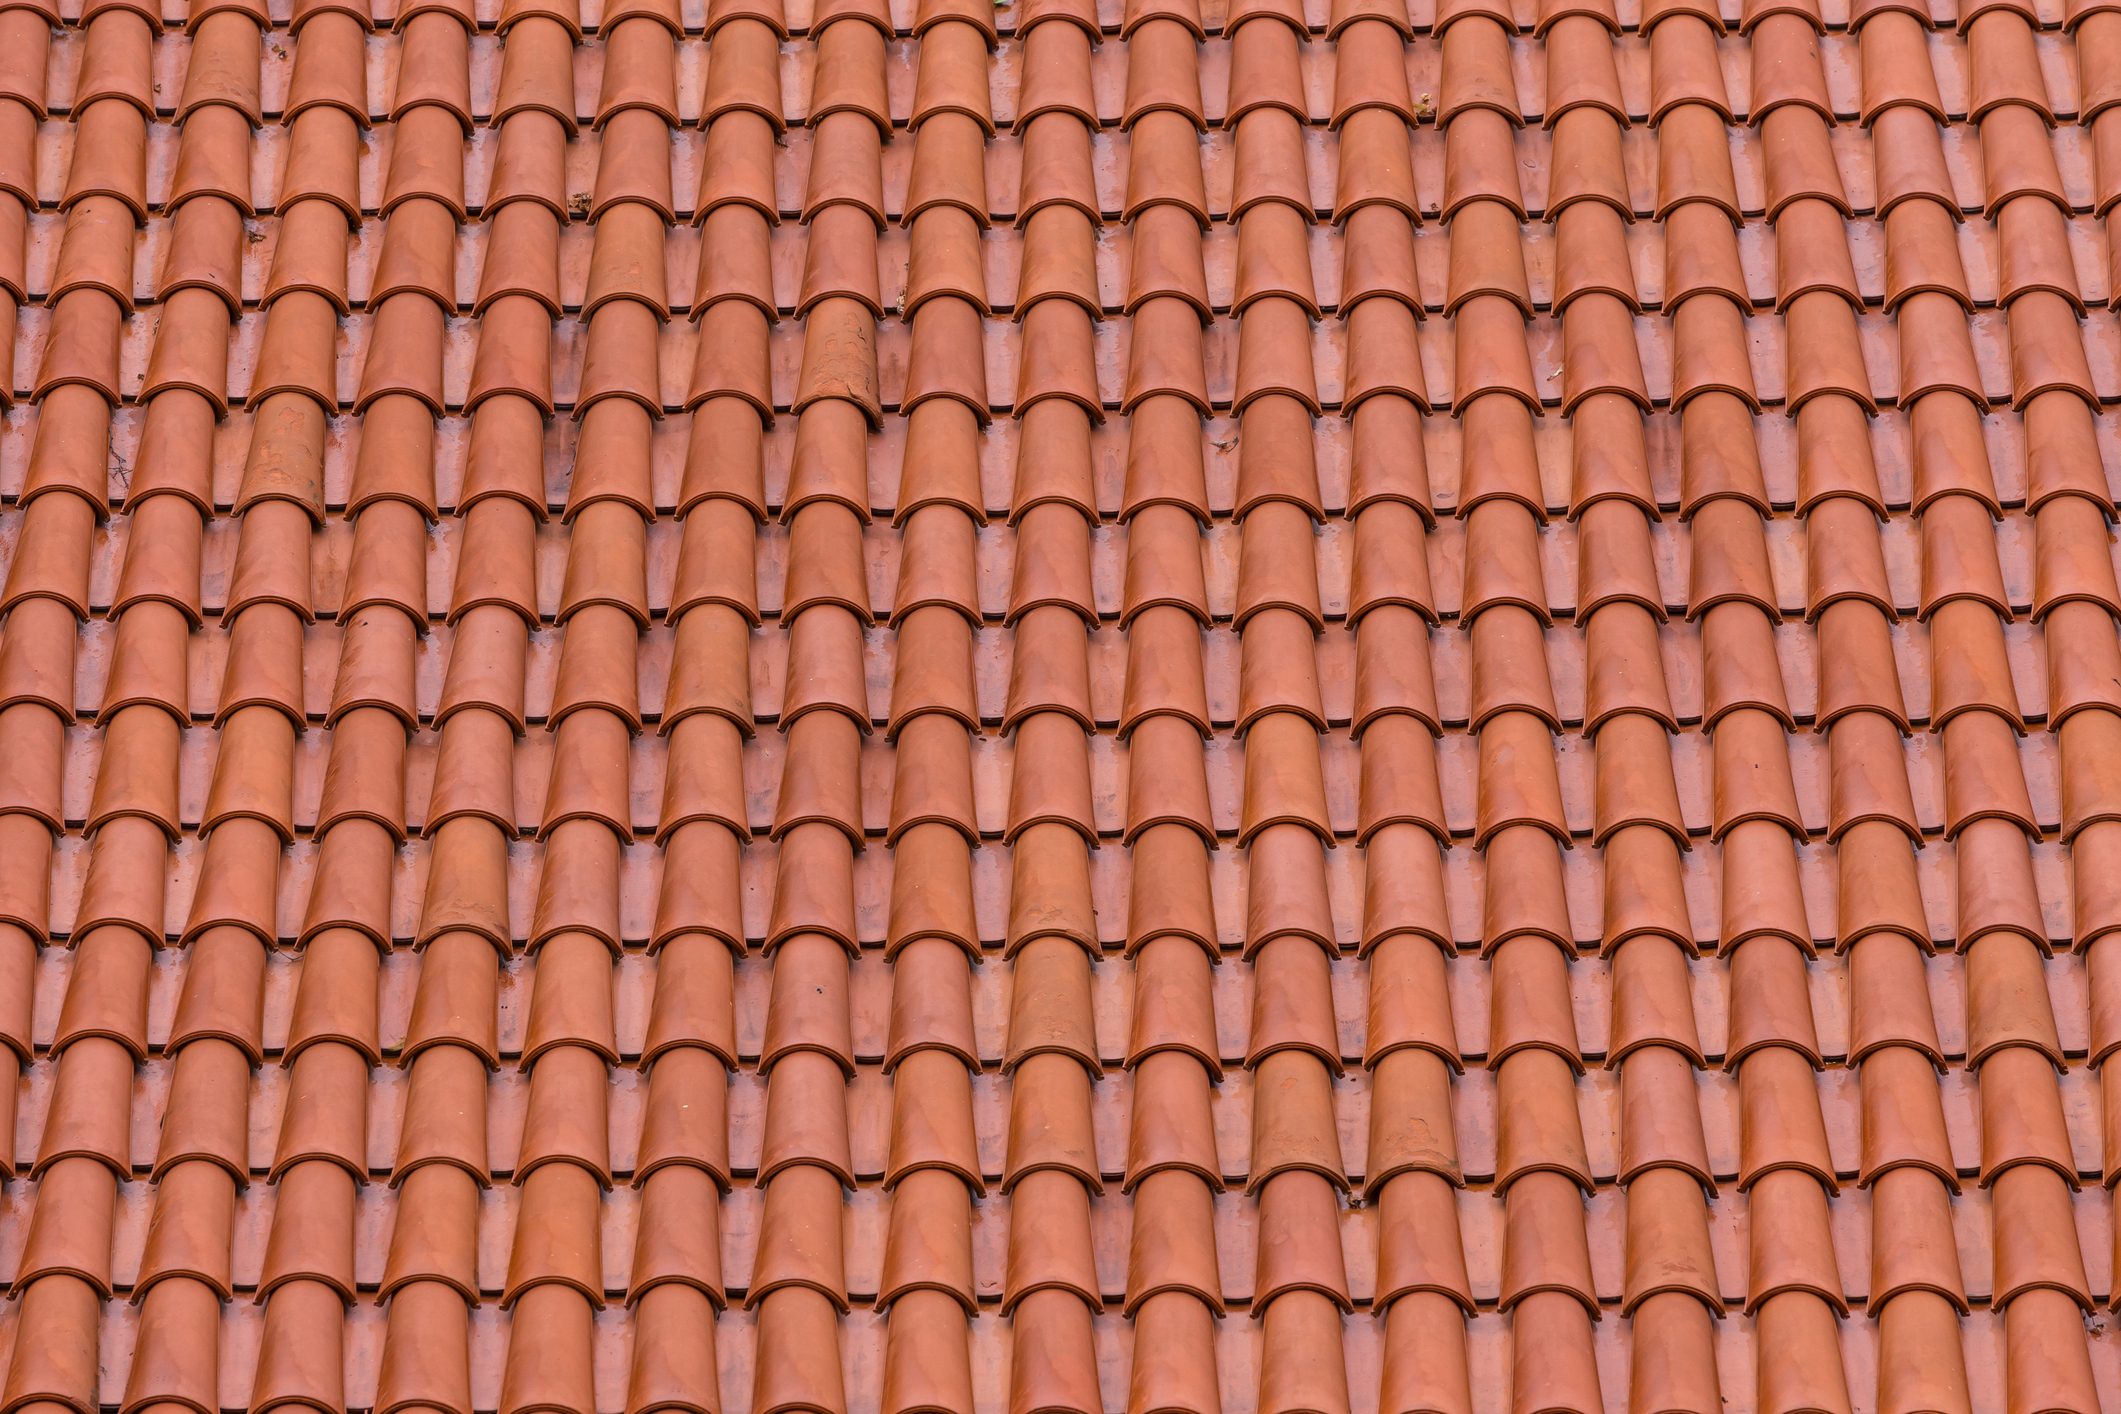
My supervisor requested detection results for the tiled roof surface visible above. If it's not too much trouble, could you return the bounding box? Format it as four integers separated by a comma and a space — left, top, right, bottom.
2, 0, 2121, 1408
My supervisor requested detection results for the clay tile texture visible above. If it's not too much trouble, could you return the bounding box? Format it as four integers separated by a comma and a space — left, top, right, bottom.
5, 0, 2121, 1408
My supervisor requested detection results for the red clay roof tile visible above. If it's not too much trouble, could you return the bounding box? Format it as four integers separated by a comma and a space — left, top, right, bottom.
1, 0, 2121, 1411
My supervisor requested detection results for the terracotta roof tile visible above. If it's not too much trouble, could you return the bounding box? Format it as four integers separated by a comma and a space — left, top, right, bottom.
3, 0, 2121, 1408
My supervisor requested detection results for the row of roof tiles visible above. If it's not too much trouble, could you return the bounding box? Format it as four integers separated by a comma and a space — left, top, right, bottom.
0, 0, 2117, 1411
